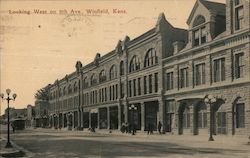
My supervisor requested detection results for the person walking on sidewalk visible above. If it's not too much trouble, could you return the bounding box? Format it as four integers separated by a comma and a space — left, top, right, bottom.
11, 123, 15, 133
158, 121, 162, 134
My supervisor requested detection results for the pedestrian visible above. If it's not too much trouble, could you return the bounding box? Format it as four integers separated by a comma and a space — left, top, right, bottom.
150, 123, 154, 135
11, 123, 15, 133
158, 121, 162, 134
125, 122, 128, 133
147, 123, 150, 135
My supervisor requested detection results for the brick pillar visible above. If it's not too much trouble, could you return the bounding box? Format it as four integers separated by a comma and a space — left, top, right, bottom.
141, 102, 145, 131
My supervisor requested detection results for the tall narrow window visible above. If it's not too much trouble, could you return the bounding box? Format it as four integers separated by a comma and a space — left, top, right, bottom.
110, 65, 117, 80
166, 72, 173, 90
195, 63, 205, 86
99, 70, 106, 83
213, 58, 225, 82
144, 48, 158, 68
120, 82, 124, 98
144, 76, 147, 94
235, 6, 244, 31
91, 74, 97, 86
235, 53, 244, 79
120, 61, 125, 76
138, 78, 141, 95
236, 103, 245, 128
180, 68, 188, 88
133, 79, 136, 96
149, 75, 152, 93
192, 15, 206, 46
129, 81, 132, 97
154, 73, 158, 93
129, 56, 140, 72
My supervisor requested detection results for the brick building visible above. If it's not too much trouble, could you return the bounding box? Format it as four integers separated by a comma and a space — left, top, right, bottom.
42, 0, 249, 137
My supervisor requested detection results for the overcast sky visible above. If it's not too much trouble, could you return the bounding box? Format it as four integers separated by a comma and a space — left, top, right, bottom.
0, 0, 225, 114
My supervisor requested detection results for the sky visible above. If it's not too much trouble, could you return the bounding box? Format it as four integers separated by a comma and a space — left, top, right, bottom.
0, 0, 226, 114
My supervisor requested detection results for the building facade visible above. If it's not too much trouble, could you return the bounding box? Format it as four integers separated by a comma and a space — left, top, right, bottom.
43, 0, 250, 137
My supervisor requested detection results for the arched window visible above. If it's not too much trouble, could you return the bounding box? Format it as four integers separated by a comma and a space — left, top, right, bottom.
129, 55, 140, 72
193, 15, 205, 27
68, 84, 72, 94
73, 82, 78, 93
83, 77, 88, 88
99, 70, 106, 83
91, 74, 97, 86
144, 48, 158, 68
193, 15, 206, 46
110, 65, 117, 80
120, 61, 124, 76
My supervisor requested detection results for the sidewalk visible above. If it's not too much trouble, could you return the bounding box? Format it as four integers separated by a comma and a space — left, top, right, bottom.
0, 137, 25, 158
29, 127, 250, 149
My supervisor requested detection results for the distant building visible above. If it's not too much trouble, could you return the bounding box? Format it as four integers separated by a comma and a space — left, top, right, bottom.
26, 104, 35, 127
5, 107, 27, 121
33, 100, 49, 128
38, 0, 249, 137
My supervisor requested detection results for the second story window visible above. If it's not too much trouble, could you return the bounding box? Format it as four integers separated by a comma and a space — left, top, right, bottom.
68, 85, 72, 94
144, 48, 158, 68
180, 67, 189, 88
235, 53, 244, 79
193, 15, 206, 47
213, 58, 225, 83
110, 65, 117, 80
83, 77, 88, 89
166, 72, 173, 90
129, 55, 140, 72
195, 63, 205, 86
99, 70, 106, 83
235, 6, 244, 31
120, 61, 125, 76
91, 74, 97, 86
194, 27, 206, 46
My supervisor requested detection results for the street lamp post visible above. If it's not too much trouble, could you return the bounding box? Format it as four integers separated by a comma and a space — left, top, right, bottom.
0, 89, 17, 148
128, 104, 137, 135
204, 94, 216, 141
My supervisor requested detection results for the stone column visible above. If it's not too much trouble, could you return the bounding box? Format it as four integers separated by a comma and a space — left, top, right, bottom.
173, 102, 180, 134
89, 112, 92, 129
107, 107, 110, 129
78, 109, 81, 129
81, 108, 84, 129
206, 103, 211, 135
158, 99, 164, 129
141, 102, 145, 131
124, 102, 128, 124
97, 108, 100, 129
227, 110, 233, 135
189, 106, 195, 135
118, 105, 121, 130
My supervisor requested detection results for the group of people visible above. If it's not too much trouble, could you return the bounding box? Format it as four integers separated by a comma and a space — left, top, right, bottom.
121, 122, 135, 134
147, 121, 162, 135
120, 121, 163, 135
